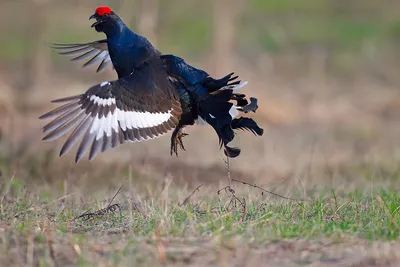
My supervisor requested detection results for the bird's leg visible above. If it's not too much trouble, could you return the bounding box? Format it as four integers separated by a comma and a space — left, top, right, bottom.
170, 125, 188, 156
225, 155, 235, 193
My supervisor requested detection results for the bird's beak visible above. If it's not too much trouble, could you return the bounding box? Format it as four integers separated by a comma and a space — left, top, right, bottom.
91, 20, 102, 28
89, 14, 101, 27
90, 14, 104, 28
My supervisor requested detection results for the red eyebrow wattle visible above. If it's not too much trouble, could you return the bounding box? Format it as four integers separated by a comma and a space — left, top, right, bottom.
95, 6, 112, 16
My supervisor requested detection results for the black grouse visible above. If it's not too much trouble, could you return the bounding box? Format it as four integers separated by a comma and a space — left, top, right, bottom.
40, 6, 263, 162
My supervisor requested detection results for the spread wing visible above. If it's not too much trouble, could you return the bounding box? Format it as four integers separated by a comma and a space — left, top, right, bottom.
51, 40, 113, 73
40, 58, 182, 162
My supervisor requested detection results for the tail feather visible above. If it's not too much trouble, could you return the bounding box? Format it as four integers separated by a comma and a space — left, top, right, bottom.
231, 117, 264, 136
231, 94, 248, 107
224, 145, 241, 158
197, 80, 263, 158
201, 72, 240, 92
237, 97, 258, 113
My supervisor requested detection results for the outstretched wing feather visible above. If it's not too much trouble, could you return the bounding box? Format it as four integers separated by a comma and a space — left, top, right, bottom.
40, 59, 182, 162
51, 40, 112, 73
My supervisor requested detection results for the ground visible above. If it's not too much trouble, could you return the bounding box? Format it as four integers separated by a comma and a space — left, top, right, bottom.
1, 161, 400, 266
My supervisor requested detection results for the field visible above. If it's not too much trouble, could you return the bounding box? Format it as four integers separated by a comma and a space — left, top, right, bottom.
1, 135, 400, 266
1, 0, 400, 266
1, 170, 400, 266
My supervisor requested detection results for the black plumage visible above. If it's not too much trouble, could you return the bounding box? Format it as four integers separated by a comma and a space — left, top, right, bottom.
41, 6, 264, 161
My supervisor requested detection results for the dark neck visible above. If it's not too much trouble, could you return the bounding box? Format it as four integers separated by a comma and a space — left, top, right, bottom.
103, 18, 135, 41
104, 19, 156, 78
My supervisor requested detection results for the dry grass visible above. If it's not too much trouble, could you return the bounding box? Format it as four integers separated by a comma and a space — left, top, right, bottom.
1, 170, 400, 267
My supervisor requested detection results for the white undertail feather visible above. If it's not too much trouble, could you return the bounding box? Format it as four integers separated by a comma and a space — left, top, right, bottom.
220, 81, 248, 91
198, 81, 247, 125
229, 105, 239, 119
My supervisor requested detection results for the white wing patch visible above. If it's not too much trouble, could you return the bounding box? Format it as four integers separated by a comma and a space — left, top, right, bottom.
40, 77, 181, 162
89, 95, 116, 106
86, 95, 172, 141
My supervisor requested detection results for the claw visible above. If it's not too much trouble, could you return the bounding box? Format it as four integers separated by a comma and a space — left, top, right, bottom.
177, 133, 188, 151
170, 128, 188, 157
170, 140, 175, 156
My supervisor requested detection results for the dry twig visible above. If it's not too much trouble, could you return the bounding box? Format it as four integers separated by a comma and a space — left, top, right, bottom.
231, 178, 307, 202
73, 184, 123, 221
326, 200, 350, 222
179, 184, 203, 207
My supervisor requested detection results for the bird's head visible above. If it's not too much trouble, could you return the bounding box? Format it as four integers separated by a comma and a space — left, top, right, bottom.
89, 6, 121, 34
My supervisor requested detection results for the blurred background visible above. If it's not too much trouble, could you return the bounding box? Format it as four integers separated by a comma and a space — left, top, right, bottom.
1, 0, 400, 194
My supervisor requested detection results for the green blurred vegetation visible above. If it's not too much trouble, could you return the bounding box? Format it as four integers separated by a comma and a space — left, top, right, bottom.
1, 0, 400, 74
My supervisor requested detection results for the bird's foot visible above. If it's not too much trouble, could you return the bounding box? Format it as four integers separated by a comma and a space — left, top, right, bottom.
170, 129, 188, 157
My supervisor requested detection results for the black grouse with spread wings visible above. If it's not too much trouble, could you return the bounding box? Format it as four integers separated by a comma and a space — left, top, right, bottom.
40, 6, 263, 161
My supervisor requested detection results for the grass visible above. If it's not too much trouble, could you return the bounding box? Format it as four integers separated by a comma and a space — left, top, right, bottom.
1, 173, 400, 266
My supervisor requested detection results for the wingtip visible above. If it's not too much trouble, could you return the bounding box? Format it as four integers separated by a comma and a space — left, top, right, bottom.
48, 42, 61, 48
229, 75, 239, 81
75, 151, 86, 164
59, 146, 69, 158
42, 136, 55, 142
51, 95, 81, 103
74, 156, 82, 164
41, 133, 52, 142
39, 110, 57, 120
